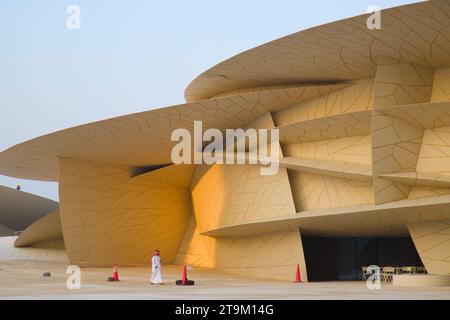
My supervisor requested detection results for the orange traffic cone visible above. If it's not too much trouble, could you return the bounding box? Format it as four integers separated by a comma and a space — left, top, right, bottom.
182, 265, 187, 285
176, 265, 195, 285
113, 264, 119, 282
295, 264, 301, 283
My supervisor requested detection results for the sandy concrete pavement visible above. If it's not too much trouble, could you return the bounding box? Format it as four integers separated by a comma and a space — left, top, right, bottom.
1, 259, 450, 300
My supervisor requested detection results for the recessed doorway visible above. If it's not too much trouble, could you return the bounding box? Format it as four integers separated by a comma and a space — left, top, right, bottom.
301, 236, 424, 282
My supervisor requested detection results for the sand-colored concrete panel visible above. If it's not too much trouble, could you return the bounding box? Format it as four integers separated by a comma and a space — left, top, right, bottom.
373, 58, 434, 109
205, 194, 450, 238
59, 158, 193, 267
228, 112, 281, 156
14, 209, 63, 248
175, 214, 216, 268
277, 111, 372, 144
381, 171, 450, 188
215, 229, 307, 281
408, 220, 450, 275
189, 162, 306, 281
288, 171, 374, 212
273, 79, 374, 127
372, 111, 425, 204
212, 83, 346, 101
279, 157, 372, 182
417, 126, 450, 175
191, 164, 297, 233
431, 67, 450, 102
408, 186, 450, 200
378, 102, 450, 129
282, 134, 372, 165
371, 59, 435, 204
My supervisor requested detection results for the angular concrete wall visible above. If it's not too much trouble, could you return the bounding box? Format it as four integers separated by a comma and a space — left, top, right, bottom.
372, 59, 434, 204
408, 220, 450, 275
14, 209, 64, 249
175, 214, 215, 268
191, 164, 297, 231
59, 158, 193, 267
180, 163, 307, 281
431, 67, 450, 102
272, 79, 374, 126
215, 230, 306, 281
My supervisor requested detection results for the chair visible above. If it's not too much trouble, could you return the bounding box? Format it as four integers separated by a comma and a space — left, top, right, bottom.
401, 266, 416, 274
363, 266, 382, 282
416, 266, 427, 274
381, 267, 395, 282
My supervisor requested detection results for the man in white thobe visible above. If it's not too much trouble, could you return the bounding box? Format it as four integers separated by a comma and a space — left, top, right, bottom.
151, 249, 163, 284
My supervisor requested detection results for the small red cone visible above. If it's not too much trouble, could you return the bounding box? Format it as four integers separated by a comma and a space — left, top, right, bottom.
113, 264, 119, 282
182, 265, 187, 285
295, 264, 301, 283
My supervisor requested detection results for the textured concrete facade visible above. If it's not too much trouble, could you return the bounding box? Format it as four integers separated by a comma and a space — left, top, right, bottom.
2, 1, 450, 279
58, 158, 193, 266
14, 210, 64, 249
408, 220, 450, 275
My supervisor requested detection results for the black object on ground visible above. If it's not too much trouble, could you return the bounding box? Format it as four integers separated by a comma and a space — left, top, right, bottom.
43, 272, 51, 277
107, 277, 115, 282
175, 279, 195, 286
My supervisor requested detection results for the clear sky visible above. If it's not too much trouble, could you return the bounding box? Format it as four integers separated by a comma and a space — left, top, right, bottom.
0, 0, 423, 201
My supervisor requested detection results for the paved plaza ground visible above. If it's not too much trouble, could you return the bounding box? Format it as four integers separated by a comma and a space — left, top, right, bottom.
1, 237, 449, 300
1, 259, 450, 300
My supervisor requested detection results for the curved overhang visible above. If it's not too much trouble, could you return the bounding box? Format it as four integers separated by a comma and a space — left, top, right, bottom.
0, 185, 59, 231
14, 209, 62, 248
185, 0, 450, 102
201, 194, 450, 238
0, 84, 343, 181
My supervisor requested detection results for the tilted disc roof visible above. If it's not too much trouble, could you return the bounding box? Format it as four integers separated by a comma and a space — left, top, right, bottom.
185, 0, 450, 102
0, 84, 342, 181
2, 1, 450, 181
0, 185, 59, 231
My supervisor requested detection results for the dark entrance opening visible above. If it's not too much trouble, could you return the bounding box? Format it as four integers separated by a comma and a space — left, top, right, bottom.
302, 236, 424, 281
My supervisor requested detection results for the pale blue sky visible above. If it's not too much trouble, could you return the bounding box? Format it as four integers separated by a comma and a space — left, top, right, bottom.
0, 0, 422, 200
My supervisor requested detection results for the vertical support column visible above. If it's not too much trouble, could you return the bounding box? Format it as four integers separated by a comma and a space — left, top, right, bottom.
408, 220, 450, 275
59, 157, 192, 267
